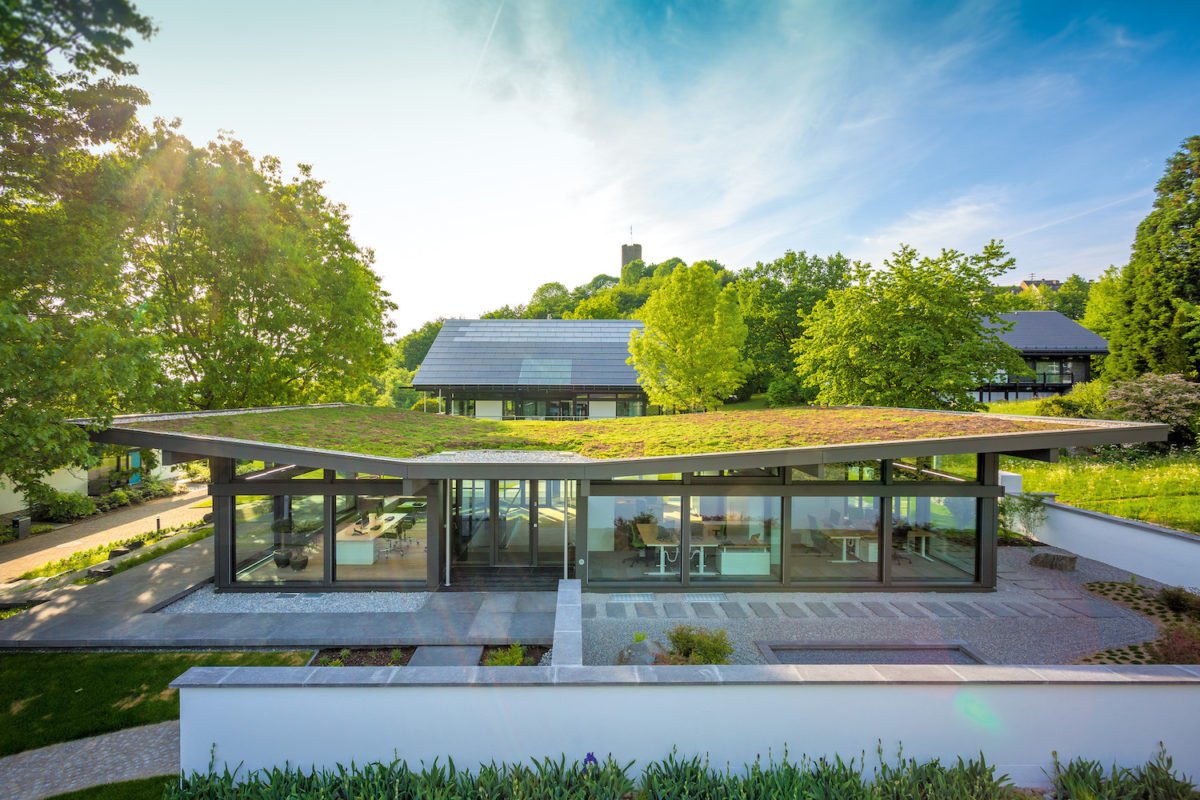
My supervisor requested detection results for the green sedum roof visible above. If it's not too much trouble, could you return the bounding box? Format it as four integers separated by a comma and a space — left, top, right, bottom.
121, 405, 1086, 461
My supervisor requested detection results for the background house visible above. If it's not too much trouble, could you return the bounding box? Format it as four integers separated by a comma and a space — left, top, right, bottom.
412, 319, 649, 420
977, 311, 1108, 403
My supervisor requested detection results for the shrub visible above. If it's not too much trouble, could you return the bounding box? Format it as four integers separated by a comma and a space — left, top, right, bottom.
1150, 623, 1200, 664
997, 493, 1047, 538
766, 373, 813, 407
26, 485, 97, 522
1034, 380, 1110, 418
659, 625, 733, 665
1158, 587, 1200, 616
1052, 745, 1196, 798
483, 643, 528, 666
1106, 373, 1200, 447
409, 396, 442, 412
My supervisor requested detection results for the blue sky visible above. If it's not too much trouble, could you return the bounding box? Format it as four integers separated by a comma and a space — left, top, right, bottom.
128, 1, 1200, 330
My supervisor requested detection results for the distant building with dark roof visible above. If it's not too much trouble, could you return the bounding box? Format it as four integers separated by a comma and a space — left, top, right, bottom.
412, 319, 648, 419
978, 311, 1108, 403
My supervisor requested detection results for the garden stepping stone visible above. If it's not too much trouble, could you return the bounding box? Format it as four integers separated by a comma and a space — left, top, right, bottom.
804, 602, 837, 618
720, 602, 748, 619
946, 601, 985, 618
634, 602, 658, 619
747, 602, 777, 619
777, 602, 807, 618
1060, 599, 1123, 618
1032, 601, 1079, 618
605, 603, 628, 619
582, 605, 597, 619
408, 646, 483, 667
977, 603, 1019, 617
662, 602, 688, 618
890, 602, 928, 618
1003, 602, 1046, 617
917, 602, 957, 619
691, 602, 718, 619
1033, 589, 1082, 600
862, 601, 898, 618
833, 602, 868, 618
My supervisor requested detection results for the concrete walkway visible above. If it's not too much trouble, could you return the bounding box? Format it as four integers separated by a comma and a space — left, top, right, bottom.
0, 721, 177, 800
0, 487, 208, 584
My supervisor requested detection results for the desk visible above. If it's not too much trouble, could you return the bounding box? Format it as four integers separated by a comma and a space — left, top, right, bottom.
825, 531, 862, 563
335, 513, 405, 565
642, 534, 680, 577
690, 533, 723, 575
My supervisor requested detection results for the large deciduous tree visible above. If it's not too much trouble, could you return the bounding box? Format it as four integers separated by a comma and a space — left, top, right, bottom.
628, 262, 747, 411
128, 127, 395, 409
1107, 136, 1200, 380
0, 0, 156, 495
736, 250, 853, 400
793, 242, 1025, 410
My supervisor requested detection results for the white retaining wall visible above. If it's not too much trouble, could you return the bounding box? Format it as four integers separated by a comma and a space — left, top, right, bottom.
174, 665, 1200, 788
1002, 470, 1200, 589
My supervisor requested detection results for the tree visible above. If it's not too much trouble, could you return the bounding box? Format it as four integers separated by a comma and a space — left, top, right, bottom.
1049, 274, 1090, 320
0, 0, 156, 496
1106, 373, 1200, 448
793, 242, 1026, 410
628, 262, 747, 410
525, 282, 573, 319
397, 320, 443, 370
127, 127, 394, 409
736, 250, 853, 395
1081, 266, 1125, 339
1107, 136, 1200, 379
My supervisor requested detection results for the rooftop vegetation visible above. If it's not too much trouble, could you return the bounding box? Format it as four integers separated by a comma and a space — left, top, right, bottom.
124, 405, 1083, 461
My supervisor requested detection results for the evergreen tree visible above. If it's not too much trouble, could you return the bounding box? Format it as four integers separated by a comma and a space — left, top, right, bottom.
1107, 136, 1200, 379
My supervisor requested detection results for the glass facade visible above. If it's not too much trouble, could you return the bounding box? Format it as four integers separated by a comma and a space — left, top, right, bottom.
233, 494, 325, 584
587, 495, 683, 583
890, 454, 978, 483
788, 496, 881, 582
333, 493, 428, 583
890, 496, 978, 582
690, 496, 782, 582
791, 461, 882, 482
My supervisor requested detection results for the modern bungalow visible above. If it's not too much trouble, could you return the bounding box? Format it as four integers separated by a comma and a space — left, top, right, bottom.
83, 404, 1164, 594
412, 319, 648, 420
977, 311, 1108, 403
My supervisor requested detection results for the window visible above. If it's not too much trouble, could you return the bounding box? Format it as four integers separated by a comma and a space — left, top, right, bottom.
587, 495, 683, 583
233, 495, 326, 584
690, 496, 782, 582
790, 461, 881, 482
889, 454, 978, 483
450, 399, 476, 417
616, 397, 646, 417
333, 494, 427, 584
787, 496, 881, 583
890, 496, 978, 583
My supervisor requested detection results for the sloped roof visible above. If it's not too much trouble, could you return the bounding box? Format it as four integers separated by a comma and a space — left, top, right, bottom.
989, 311, 1108, 355
412, 319, 644, 389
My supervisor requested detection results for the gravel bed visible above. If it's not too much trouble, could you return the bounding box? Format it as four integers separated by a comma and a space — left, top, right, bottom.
161, 584, 430, 614
582, 548, 1160, 666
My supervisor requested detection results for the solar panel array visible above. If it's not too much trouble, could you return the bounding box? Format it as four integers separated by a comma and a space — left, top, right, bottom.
412, 319, 645, 388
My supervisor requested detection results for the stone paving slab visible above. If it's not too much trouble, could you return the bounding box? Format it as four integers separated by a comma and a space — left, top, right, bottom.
805, 601, 836, 618
1031, 601, 1079, 618
777, 601, 807, 618
634, 602, 658, 618
1060, 598, 1125, 618
918, 602, 957, 619
890, 602, 928, 619
663, 602, 688, 618
861, 601, 897, 618
0, 721, 177, 800
605, 603, 628, 619
1004, 602, 1047, 617
747, 602, 777, 619
720, 602, 748, 619
947, 601, 986, 619
691, 602, 718, 619
834, 602, 868, 618
409, 646, 483, 666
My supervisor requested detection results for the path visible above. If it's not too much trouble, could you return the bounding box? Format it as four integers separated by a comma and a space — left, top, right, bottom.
0, 721, 177, 800
0, 487, 208, 584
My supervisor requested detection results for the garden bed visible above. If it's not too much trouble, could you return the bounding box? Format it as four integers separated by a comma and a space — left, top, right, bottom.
310, 644, 550, 667
1078, 581, 1200, 665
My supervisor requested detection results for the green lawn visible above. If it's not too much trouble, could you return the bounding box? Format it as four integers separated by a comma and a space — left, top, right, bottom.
1006, 451, 1200, 535
0, 651, 309, 756
986, 398, 1049, 415
126, 404, 1082, 460
46, 777, 173, 800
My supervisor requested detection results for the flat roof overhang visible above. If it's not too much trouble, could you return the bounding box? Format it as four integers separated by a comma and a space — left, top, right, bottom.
79, 407, 1170, 482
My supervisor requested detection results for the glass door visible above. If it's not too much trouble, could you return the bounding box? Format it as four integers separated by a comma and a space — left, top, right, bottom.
537, 479, 575, 571
495, 480, 534, 565
453, 479, 492, 565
